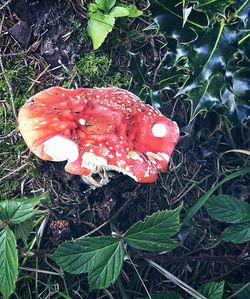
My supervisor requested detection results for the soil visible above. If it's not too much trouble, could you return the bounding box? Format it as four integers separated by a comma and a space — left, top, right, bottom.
0, 0, 249, 298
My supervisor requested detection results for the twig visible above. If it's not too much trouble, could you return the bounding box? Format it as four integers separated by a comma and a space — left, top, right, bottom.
0, 0, 12, 10
147, 259, 207, 299
0, 163, 28, 183
153, 50, 168, 86
0, 54, 17, 121
28, 64, 51, 91
126, 249, 152, 299
76, 190, 137, 240
141, 253, 248, 265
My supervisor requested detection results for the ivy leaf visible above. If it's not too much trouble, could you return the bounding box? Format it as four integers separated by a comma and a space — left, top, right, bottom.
198, 281, 225, 299
0, 228, 18, 299
127, 5, 143, 18
95, 0, 116, 13
220, 222, 250, 244
0, 193, 46, 225
52, 236, 124, 290
205, 195, 250, 223
124, 206, 181, 251
110, 6, 129, 18
87, 12, 115, 50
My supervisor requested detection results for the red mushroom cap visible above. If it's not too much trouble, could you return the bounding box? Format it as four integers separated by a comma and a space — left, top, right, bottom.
18, 87, 179, 186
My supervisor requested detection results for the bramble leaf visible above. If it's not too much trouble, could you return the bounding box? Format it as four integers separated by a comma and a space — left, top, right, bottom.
0, 228, 18, 299
220, 222, 250, 244
0, 193, 47, 224
13, 218, 33, 245
124, 206, 181, 251
199, 281, 225, 299
52, 236, 124, 290
205, 195, 250, 223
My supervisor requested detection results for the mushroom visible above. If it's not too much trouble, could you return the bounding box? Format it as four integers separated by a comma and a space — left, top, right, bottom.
18, 87, 179, 187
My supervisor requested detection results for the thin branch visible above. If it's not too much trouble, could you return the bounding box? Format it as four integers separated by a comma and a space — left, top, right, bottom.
0, 54, 17, 121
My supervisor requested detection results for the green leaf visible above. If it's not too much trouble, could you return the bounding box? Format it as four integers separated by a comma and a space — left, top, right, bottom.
0, 228, 18, 299
127, 5, 143, 18
95, 0, 116, 13
205, 195, 250, 223
52, 236, 124, 290
110, 6, 129, 18
198, 281, 225, 299
87, 12, 115, 50
124, 206, 181, 251
151, 0, 250, 125
180, 20, 238, 119
191, 0, 235, 24
220, 222, 250, 244
88, 3, 99, 14
229, 282, 250, 299
150, 0, 207, 44
0, 194, 45, 224
183, 168, 250, 225
12, 218, 33, 245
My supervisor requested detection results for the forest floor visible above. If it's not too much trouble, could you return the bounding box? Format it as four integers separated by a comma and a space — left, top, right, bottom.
0, 0, 249, 298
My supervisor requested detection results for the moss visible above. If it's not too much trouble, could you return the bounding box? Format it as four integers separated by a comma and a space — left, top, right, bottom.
67, 15, 88, 43
0, 54, 37, 200
63, 52, 131, 88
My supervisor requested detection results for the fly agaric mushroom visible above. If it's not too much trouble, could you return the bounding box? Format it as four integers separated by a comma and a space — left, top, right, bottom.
18, 87, 179, 186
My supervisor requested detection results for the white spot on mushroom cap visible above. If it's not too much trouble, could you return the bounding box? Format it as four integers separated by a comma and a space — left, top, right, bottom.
152, 123, 168, 138
43, 136, 79, 162
79, 118, 86, 125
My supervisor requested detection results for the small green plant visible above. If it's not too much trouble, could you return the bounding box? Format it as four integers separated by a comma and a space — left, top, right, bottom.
87, 0, 142, 50
52, 205, 182, 290
0, 193, 49, 299
205, 195, 250, 244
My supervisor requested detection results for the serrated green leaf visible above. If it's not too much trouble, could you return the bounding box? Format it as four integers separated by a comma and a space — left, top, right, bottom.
52, 236, 124, 290
150, 0, 207, 44
180, 20, 238, 118
127, 5, 143, 18
229, 282, 250, 299
183, 168, 250, 225
0, 228, 18, 299
152, 0, 250, 125
95, 0, 116, 13
0, 194, 45, 224
12, 218, 33, 245
205, 195, 250, 224
193, 0, 235, 24
124, 206, 181, 251
198, 281, 225, 299
87, 12, 115, 50
110, 6, 128, 18
220, 222, 250, 244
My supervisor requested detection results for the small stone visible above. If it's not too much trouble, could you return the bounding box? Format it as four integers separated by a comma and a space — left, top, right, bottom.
9, 21, 32, 47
